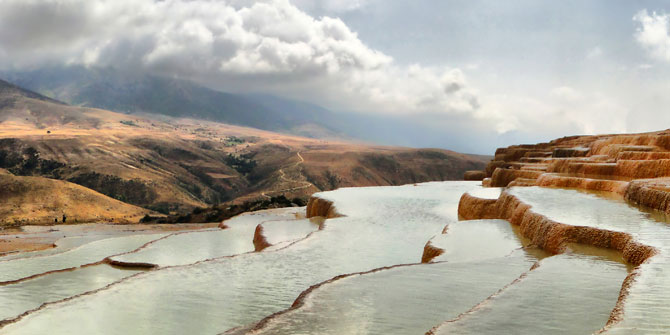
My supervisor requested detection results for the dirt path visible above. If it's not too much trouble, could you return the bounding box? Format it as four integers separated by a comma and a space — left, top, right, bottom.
261, 151, 315, 199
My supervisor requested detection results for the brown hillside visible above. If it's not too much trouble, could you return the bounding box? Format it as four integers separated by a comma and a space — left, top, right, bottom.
0, 174, 152, 225
0, 78, 489, 217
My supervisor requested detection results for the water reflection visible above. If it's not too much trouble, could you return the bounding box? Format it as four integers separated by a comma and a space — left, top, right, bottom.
436, 253, 628, 335
509, 187, 670, 333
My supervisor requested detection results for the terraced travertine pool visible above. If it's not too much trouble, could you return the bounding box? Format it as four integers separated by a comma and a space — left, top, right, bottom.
507, 187, 670, 334
0, 181, 663, 334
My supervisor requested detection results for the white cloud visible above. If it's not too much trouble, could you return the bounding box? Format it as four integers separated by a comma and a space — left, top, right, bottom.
559, 94, 628, 135
634, 10, 670, 62
550, 87, 628, 135
473, 86, 629, 136
464, 63, 480, 71
586, 46, 603, 60
0, 0, 636, 143
551, 86, 582, 102
290, 0, 370, 13
0, 0, 480, 118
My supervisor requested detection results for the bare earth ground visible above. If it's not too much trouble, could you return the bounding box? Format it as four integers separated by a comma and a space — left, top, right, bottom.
0, 238, 54, 255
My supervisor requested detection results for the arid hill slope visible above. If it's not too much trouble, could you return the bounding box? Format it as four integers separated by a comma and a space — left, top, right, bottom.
0, 78, 488, 218
0, 174, 152, 225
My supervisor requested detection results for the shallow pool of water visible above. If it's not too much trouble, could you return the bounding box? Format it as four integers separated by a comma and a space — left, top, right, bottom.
1, 182, 482, 334
0, 182, 647, 334
465, 186, 503, 199
0, 265, 142, 322
509, 187, 670, 333
429, 219, 526, 263
0, 235, 109, 261
260, 218, 321, 247
435, 253, 628, 335
108, 209, 303, 267
251, 252, 537, 335
0, 234, 164, 283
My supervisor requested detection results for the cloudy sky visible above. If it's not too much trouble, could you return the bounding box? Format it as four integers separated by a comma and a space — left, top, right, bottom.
1, 0, 670, 154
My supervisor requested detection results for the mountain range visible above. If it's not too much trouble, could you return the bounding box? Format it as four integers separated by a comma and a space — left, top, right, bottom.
2, 66, 345, 139
0, 76, 489, 223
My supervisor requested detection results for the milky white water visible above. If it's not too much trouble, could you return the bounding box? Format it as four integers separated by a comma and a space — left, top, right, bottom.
428, 219, 526, 263
259, 218, 321, 246
0, 234, 164, 283
435, 253, 628, 335
1, 182, 481, 334
0, 265, 142, 322
108, 208, 304, 267
248, 219, 539, 335
0, 183, 641, 334
507, 187, 670, 334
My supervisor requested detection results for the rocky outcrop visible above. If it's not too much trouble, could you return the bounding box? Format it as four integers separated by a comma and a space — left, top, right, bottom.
615, 159, 670, 178
508, 178, 537, 187
104, 257, 158, 269
617, 151, 670, 160
253, 224, 272, 252
553, 147, 590, 158
458, 191, 657, 266
485, 161, 511, 177
421, 240, 445, 263
463, 170, 486, 181
624, 179, 670, 214
469, 130, 670, 215
458, 193, 499, 220
553, 162, 618, 176
305, 196, 342, 218
490, 168, 543, 187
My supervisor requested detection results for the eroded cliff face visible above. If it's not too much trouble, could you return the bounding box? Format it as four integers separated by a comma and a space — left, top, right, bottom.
467, 130, 670, 214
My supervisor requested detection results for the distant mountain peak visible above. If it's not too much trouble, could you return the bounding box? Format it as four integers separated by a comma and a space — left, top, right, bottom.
0, 78, 65, 105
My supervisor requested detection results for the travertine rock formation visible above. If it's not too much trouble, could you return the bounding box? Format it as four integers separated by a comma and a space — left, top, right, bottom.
305, 196, 342, 218
466, 130, 670, 214
463, 170, 486, 181
253, 224, 272, 252
458, 190, 660, 330
458, 191, 656, 266
421, 239, 445, 263
535, 174, 629, 195
625, 178, 670, 214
